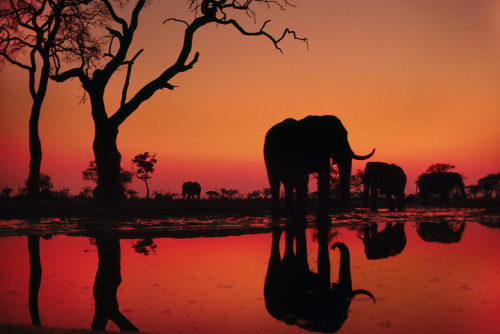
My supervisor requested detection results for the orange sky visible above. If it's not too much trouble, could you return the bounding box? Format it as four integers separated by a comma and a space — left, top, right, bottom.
1, 0, 500, 197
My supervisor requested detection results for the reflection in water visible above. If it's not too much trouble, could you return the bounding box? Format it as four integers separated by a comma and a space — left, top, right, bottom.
416, 221, 466, 243
264, 224, 375, 333
1, 210, 500, 334
28, 236, 42, 326
92, 235, 138, 332
357, 223, 406, 260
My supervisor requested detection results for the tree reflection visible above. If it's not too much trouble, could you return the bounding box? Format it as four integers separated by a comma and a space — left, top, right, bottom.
28, 236, 42, 326
264, 224, 375, 333
92, 235, 138, 332
416, 221, 466, 244
357, 223, 407, 260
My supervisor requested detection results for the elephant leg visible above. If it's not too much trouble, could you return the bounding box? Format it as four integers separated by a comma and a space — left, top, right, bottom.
316, 224, 331, 289
269, 176, 282, 218
283, 181, 295, 219
338, 160, 352, 208
363, 182, 370, 209
370, 184, 378, 211
441, 190, 449, 206
396, 193, 405, 211
294, 174, 309, 224
421, 193, 428, 206
316, 165, 331, 223
387, 193, 395, 212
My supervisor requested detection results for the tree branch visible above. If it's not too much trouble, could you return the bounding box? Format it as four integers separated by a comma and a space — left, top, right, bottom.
121, 48, 144, 107
218, 18, 308, 53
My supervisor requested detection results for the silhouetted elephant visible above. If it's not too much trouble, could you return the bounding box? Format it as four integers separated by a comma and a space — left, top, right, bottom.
182, 181, 201, 200
363, 162, 406, 212
264, 225, 375, 333
357, 223, 406, 260
264, 115, 375, 223
92, 236, 138, 331
416, 221, 466, 244
416, 172, 467, 206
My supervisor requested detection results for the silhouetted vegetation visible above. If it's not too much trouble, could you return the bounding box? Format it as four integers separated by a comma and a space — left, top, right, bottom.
0, 0, 104, 198
21, 173, 53, 197
82, 161, 134, 199
131, 152, 157, 199
45, 0, 306, 207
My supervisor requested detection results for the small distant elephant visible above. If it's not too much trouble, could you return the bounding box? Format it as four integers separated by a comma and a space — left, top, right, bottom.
264, 225, 375, 332
416, 221, 466, 244
182, 181, 201, 200
264, 115, 375, 223
358, 223, 407, 260
416, 172, 467, 206
363, 162, 406, 212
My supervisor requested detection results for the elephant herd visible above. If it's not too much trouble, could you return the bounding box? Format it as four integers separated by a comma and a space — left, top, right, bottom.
264, 115, 467, 223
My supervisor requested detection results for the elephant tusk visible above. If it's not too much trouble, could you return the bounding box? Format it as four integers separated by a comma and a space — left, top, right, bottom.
353, 148, 375, 160
353, 289, 376, 303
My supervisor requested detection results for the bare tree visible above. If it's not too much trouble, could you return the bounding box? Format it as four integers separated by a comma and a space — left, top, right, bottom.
0, 0, 105, 197
50, 0, 306, 206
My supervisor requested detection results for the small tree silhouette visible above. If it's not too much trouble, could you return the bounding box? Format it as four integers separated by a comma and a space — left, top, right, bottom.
247, 191, 262, 199
425, 163, 455, 173
22, 173, 53, 197
131, 152, 157, 199
1, 187, 13, 198
477, 173, 500, 198
350, 169, 365, 197
205, 191, 220, 199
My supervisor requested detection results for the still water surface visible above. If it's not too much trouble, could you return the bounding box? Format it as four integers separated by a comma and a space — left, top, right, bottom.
0, 209, 499, 334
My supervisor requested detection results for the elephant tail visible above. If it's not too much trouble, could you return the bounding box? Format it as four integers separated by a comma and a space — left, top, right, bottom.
353, 148, 375, 161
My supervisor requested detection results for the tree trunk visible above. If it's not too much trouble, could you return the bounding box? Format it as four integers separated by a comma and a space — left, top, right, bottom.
93, 124, 123, 207
144, 179, 150, 199
27, 102, 42, 197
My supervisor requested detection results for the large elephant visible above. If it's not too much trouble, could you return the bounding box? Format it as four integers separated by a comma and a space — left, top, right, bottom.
357, 223, 407, 260
264, 225, 375, 332
363, 162, 406, 212
416, 172, 467, 206
182, 181, 201, 200
263, 115, 375, 223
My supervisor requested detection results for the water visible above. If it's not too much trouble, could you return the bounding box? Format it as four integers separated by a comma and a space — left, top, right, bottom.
0, 208, 499, 334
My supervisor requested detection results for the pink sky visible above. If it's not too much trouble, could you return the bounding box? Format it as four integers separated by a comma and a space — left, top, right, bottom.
1, 0, 500, 197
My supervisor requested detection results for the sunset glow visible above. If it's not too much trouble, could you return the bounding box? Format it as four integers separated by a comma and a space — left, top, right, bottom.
1, 0, 499, 197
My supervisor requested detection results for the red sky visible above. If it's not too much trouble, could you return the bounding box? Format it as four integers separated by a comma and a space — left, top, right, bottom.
1, 0, 500, 197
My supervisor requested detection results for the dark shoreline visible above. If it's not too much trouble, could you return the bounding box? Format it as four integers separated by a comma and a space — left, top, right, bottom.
1, 196, 498, 221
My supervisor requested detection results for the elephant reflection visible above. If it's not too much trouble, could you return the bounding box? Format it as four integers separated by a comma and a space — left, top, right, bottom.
416, 172, 467, 206
357, 223, 406, 260
264, 225, 375, 333
264, 115, 375, 223
182, 181, 201, 200
363, 162, 406, 212
416, 221, 466, 244
92, 236, 138, 331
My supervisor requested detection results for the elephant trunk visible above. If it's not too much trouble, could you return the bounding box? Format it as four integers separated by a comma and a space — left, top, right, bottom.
331, 242, 352, 292
353, 148, 375, 161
